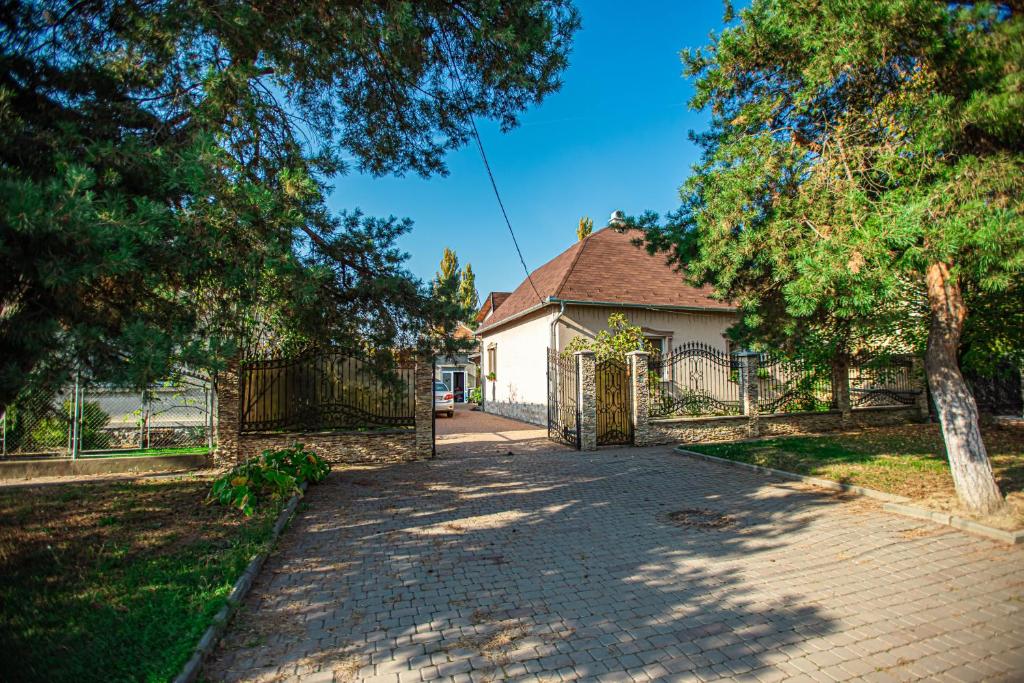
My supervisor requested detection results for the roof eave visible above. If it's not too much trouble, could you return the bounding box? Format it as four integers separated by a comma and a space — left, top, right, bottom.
474, 299, 556, 335
547, 297, 736, 313
475, 297, 735, 336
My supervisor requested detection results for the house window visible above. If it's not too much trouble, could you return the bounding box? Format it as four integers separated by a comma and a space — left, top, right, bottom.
645, 336, 667, 357
486, 344, 497, 380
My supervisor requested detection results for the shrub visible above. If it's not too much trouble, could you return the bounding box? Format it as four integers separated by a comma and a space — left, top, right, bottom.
469, 386, 482, 404
23, 399, 111, 451
209, 444, 330, 516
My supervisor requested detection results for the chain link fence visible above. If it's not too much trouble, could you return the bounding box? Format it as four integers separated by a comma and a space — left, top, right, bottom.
2, 378, 215, 459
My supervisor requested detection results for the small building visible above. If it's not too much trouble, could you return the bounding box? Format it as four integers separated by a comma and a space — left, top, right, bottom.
474, 217, 737, 425
434, 323, 479, 403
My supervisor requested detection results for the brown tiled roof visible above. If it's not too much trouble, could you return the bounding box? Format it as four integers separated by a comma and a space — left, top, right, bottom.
453, 323, 475, 341
478, 227, 731, 332
474, 291, 512, 323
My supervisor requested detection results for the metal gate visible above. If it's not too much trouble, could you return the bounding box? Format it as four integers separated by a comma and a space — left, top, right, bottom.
547, 349, 580, 449
596, 357, 633, 446
965, 361, 1023, 416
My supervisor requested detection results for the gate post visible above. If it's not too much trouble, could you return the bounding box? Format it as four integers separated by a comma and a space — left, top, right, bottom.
214, 358, 241, 466
628, 351, 653, 447
737, 351, 761, 437
414, 354, 435, 460
576, 351, 597, 451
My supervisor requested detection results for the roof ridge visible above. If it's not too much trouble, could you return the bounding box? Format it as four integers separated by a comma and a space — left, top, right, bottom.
552, 230, 596, 299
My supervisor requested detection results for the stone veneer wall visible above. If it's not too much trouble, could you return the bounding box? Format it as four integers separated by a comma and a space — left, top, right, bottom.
647, 415, 752, 446
213, 360, 240, 466
238, 430, 416, 464
648, 406, 921, 446
577, 351, 597, 451
483, 400, 547, 427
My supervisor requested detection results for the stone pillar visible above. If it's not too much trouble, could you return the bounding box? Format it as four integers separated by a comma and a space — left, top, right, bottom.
628, 351, 654, 447
214, 358, 240, 466
414, 355, 435, 459
737, 351, 760, 438
911, 355, 931, 422
576, 351, 597, 451
832, 355, 852, 425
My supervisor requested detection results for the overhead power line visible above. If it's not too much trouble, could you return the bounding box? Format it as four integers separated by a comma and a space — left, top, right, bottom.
439, 35, 545, 306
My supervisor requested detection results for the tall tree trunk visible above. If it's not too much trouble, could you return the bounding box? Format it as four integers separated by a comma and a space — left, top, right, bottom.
924, 262, 1004, 515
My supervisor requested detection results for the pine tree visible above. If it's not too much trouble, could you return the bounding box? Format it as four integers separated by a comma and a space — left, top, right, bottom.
642, 0, 1023, 514
0, 1, 580, 405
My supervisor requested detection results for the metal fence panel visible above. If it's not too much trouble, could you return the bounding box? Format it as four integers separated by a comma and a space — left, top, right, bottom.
849, 355, 920, 407
547, 349, 580, 448
239, 351, 415, 433
2, 378, 213, 459
648, 342, 741, 418
756, 355, 835, 414
1, 386, 76, 457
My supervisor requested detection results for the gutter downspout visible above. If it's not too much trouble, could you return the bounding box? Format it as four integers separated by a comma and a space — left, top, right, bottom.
549, 300, 566, 353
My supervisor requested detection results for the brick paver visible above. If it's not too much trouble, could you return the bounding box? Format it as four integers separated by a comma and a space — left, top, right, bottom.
434, 405, 572, 456
434, 404, 539, 436
205, 446, 1024, 682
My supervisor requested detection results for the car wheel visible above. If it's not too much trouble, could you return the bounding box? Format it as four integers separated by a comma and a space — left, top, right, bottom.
447, 411, 454, 418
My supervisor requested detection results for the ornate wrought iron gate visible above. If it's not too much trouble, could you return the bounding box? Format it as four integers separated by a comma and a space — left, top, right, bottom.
596, 357, 632, 446
547, 349, 580, 449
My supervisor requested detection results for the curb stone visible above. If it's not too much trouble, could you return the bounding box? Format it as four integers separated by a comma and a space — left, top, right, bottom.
173, 481, 309, 683
881, 501, 1024, 545
673, 446, 910, 503
673, 446, 1024, 545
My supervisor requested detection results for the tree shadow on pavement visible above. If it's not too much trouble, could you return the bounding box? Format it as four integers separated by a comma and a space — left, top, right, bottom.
203, 446, 995, 682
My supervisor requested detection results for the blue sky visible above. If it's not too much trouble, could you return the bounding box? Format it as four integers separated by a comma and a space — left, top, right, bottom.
327, 2, 730, 299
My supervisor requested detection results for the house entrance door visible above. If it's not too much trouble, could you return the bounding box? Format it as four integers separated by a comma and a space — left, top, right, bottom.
442, 370, 466, 403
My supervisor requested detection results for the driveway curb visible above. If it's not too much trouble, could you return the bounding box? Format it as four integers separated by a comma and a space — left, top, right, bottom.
172, 481, 308, 683
673, 446, 1023, 545
673, 446, 909, 503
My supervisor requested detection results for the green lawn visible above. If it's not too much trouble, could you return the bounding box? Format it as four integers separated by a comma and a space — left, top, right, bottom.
0, 474, 281, 682
81, 445, 210, 458
687, 423, 1024, 528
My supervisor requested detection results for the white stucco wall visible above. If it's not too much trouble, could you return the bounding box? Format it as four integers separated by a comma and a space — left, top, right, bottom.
477, 307, 557, 425
557, 305, 736, 354
476, 304, 737, 426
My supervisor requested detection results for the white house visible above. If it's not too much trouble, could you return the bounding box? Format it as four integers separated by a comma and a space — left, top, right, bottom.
474, 218, 738, 425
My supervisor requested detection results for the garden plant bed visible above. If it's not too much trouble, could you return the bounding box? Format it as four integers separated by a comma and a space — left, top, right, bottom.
686, 423, 1024, 531
0, 472, 283, 682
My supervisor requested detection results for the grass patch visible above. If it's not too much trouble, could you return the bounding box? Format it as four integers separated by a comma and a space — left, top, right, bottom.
80, 446, 210, 458
0, 473, 281, 682
688, 423, 1024, 529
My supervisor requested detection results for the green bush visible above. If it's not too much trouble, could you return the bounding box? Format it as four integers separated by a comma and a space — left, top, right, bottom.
23, 399, 111, 451
468, 386, 482, 403
209, 444, 330, 516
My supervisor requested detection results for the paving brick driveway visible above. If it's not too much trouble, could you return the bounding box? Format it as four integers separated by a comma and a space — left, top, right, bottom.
206, 446, 1024, 682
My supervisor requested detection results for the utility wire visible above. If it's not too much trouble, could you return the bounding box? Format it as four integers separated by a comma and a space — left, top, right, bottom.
440, 35, 545, 306
465, 116, 544, 305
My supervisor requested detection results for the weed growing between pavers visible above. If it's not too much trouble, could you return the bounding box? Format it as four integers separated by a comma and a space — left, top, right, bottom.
662, 508, 738, 530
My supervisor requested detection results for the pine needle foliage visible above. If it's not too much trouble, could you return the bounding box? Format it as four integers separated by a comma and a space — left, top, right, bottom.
0, 0, 580, 406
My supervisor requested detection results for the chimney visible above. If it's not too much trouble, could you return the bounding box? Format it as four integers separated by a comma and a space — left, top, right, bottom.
609, 210, 626, 231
